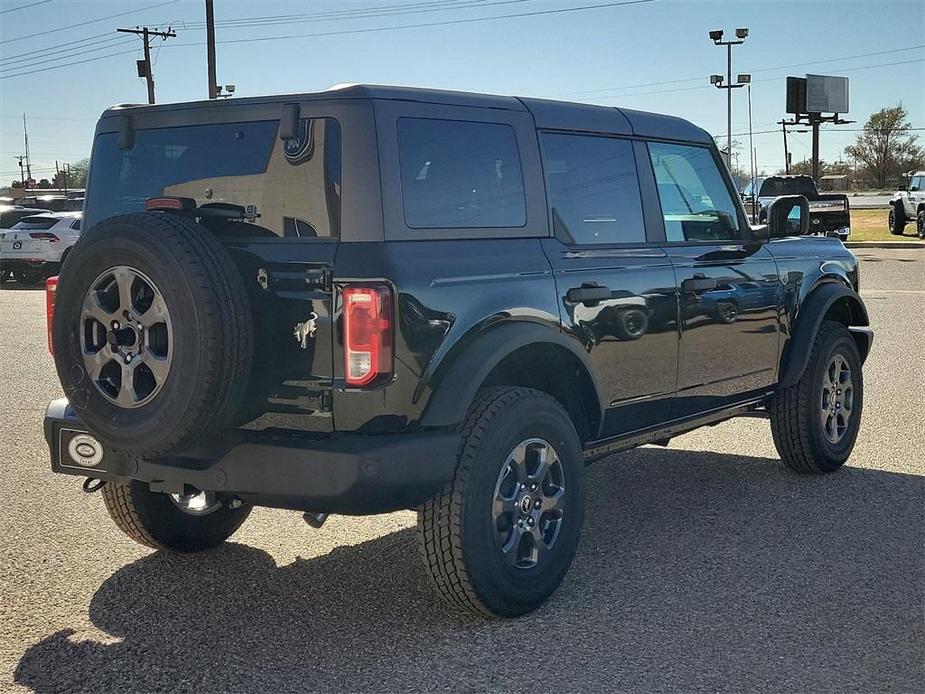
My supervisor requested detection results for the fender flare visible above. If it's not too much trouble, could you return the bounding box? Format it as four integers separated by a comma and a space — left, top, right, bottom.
778, 282, 871, 388
419, 322, 604, 436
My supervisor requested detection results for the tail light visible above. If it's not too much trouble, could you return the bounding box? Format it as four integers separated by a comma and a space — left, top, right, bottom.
46, 276, 58, 355
342, 285, 393, 387
30, 232, 59, 241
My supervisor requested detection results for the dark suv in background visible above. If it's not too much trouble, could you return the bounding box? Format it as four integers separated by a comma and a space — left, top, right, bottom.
44, 85, 872, 617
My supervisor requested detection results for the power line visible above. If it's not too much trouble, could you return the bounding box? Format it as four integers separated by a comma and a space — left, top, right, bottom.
552, 44, 925, 98
0, 37, 137, 73
0, 33, 132, 67
0, 0, 513, 69
188, 0, 657, 48
188, 0, 537, 29
177, 0, 516, 28
0, 0, 53, 15
0, 0, 180, 45
0, 0, 656, 80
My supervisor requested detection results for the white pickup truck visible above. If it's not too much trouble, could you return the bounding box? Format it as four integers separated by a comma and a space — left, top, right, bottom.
889, 171, 925, 238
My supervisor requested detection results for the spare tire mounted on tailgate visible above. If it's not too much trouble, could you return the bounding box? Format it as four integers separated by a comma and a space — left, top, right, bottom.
52, 212, 253, 458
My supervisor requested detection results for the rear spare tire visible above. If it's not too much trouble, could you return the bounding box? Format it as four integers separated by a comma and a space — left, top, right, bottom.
52, 213, 253, 457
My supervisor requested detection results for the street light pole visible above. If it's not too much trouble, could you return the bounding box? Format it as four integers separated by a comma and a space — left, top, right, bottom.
709, 28, 749, 170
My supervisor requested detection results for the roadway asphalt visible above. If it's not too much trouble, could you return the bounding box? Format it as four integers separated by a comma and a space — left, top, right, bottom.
848, 194, 891, 209
1, 249, 922, 693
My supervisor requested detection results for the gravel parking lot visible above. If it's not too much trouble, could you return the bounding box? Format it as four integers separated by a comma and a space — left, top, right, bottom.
1, 249, 922, 693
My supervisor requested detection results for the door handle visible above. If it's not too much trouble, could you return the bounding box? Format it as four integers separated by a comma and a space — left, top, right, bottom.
566, 284, 612, 306
681, 276, 718, 293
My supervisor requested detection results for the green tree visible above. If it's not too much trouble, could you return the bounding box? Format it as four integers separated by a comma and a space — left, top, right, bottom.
845, 106, 923, 189
68, 158, 89, 188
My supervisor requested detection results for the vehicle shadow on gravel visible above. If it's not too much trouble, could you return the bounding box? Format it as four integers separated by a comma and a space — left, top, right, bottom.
15, 447, 923, 693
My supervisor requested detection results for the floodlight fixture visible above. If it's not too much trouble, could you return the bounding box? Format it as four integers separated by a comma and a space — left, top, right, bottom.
737, 74, 751, 84
709, 29, 724, 41
735, 27, 749, 39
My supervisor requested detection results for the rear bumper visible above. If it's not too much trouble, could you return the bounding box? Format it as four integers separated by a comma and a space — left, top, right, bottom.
0, 258, 59, 271
44, 399, 459, 515
809, 212, 851, 237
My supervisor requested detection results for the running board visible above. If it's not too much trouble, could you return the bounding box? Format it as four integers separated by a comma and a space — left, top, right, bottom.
582, 396, 771, 463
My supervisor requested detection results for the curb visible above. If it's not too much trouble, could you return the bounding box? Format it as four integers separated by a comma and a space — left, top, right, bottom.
845, 241, 924, 249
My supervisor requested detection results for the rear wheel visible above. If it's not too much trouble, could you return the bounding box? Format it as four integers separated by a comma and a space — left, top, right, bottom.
770, 321, 863, 473
888, 205, 906, 235
418, 387, 585, 617
102, 480, 251, 552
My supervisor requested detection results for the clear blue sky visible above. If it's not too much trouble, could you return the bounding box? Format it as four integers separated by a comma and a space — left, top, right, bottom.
1, 0, 923, 184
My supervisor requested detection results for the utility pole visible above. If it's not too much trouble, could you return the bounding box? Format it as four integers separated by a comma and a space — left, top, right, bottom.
117, 26, 176, 104
14, 155, 25, 188
206, 0, 218, 99
709, 28, 749, 169
22, 114, 31, 185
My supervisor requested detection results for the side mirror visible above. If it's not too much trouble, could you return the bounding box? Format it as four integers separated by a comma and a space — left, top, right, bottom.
760, 195, 809, 238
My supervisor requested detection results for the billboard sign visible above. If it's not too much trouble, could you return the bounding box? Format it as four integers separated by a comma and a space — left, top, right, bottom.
786, 77, 806, 114
805, 74, 849, 113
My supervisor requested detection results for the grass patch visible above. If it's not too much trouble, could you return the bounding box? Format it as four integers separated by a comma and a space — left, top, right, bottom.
849, 208, 921, 242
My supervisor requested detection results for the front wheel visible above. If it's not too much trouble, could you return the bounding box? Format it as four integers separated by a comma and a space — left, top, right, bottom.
770, 321, 863, 473
102, 480, 252, 551
418, 387, 585, 617
917, 209, 925, 239
888, 206, 906, 235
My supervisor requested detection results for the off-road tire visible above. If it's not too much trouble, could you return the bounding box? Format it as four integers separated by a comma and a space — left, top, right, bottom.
613, 308, 649, 341
418, 386, 585, 618
888, 205, 906, 235
770, 321, 863, 473
52, 213, 253, 458
917, 209, 925, 239
102, 480, 251, 552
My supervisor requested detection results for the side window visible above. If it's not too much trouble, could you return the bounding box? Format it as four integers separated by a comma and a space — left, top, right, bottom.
910, 176, 924, 192
397, 117, 526, 229
540, 132, 645, 245
648, 142, 742, 242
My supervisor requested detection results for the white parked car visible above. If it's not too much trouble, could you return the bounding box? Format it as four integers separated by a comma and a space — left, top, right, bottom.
0, 211, 82, 286
889, 170, 925, 238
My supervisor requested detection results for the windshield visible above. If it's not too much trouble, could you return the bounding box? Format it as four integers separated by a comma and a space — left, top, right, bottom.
85, 118, 341, 238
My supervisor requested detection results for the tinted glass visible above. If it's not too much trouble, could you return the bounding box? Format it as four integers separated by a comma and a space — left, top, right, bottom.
758, 177, 816, 197
648, 142, 741, 242
910, 176, 924, 192
12, 216, 57, 230
85, 118, 341, 238
397, 118, 526, 229
541, 133, 645, 245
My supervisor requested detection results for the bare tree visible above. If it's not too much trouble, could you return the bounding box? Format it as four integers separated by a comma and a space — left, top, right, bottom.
845, 106, 923, 189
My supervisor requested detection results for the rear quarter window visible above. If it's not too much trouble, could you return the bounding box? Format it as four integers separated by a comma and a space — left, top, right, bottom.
396, 117, 526, 229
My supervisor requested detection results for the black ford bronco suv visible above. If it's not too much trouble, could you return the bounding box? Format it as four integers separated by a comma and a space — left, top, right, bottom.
44, 85, 872, 618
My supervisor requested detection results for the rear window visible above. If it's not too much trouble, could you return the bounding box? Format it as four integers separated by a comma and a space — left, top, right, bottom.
397, 117, 526, 229
85, 118, 341, 238
758, 178, 816, 198
12, 216, 57, 230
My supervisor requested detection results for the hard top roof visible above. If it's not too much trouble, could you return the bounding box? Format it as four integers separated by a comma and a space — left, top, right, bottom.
101, 83, 712, 144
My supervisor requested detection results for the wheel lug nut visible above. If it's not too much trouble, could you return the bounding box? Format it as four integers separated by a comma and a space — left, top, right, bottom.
124, 354, 133, 363
527, 518, 535, 527
530, 484, 537, 491
534, 500, 541, 509
111, 320, 121, 330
